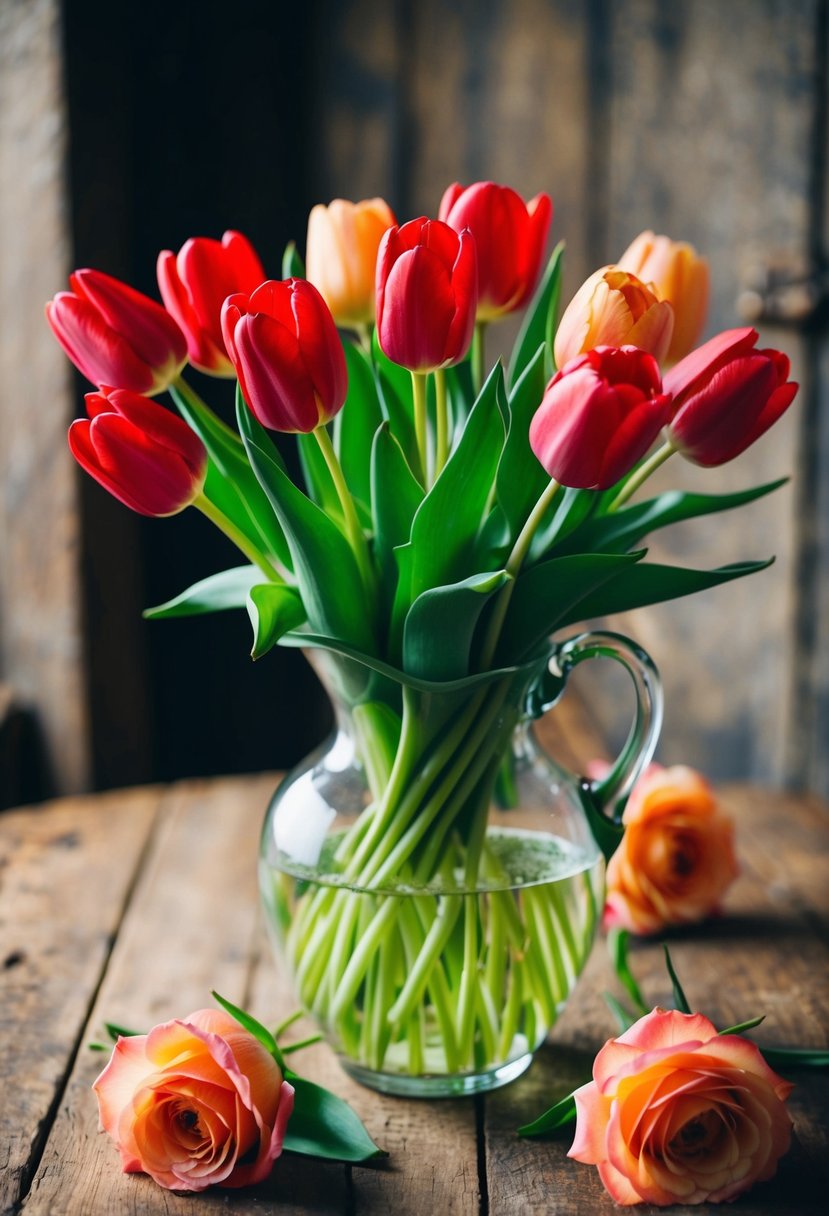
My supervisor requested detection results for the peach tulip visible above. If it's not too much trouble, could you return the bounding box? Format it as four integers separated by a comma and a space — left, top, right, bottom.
554, 266, 674, 370
306, 197, 396, 328
618, 230, 709, 364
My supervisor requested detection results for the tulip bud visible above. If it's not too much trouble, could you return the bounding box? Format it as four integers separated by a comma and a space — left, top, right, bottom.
438, 181, 552, 322
306, 197, 396, 328
68, 387, 207, 516
375, 217, 477, 372
221, 278, 347, 432
554, 266, 674, 370
529, 346, 673, 489
618, 230, 709, 364
157, 230, 266, 376
664, 327, 798, 466
46, 269, 187, 395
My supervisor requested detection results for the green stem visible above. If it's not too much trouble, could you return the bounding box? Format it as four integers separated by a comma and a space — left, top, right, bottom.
607, 440, 676, 511
354, 323, 373, 356
313, 425, 374, 593
434, 368, 449, 476
194, 494, 280, 581
479, 477, 561, 669
471, 321, 487, 396
410, 371, 429, 485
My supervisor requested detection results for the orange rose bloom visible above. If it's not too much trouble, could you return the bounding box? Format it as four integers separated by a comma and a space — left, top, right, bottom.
604, 765, 738, 935
306, 196, 396, 328
569, 1008, 793, 1206
554, 266, 674, 370
93, 1008, 294, 1191
618, 230, 710, 364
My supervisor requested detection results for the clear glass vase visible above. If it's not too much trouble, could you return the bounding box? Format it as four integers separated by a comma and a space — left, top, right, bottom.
259, 631, 662, 1097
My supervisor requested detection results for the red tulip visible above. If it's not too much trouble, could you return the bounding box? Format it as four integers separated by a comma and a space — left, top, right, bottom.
221, 278, 347, 432
157, 230, 266, 376
375, 217, 477, 371
439, 181, 552, 321
68, 388, 207, 516
46, 269, 187, 395
664, 327, 798, 466
529, 346, 673, 489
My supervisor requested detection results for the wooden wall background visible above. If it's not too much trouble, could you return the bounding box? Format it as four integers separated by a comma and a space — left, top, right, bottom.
1, 0, 826, 801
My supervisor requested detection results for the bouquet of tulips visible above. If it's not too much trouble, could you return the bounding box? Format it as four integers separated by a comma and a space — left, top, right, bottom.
48, 181, 797, 1083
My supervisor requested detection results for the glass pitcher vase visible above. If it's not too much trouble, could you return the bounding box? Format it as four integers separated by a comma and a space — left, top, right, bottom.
259, 630, 662, 1097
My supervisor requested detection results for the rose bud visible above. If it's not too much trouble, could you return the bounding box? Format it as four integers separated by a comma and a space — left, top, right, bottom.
603, 764, 739, 935
554, 266, 674, 369
157, 230, 266, 376
46, 268, 187, 395
375, 217, 477, 371
68, 387, 207, 516
306, 197, 396, 328
618, 229, 710, 364
569, 1008, 793, 1206
221, 278, 348, 432
529, 346, 673, 489
93, 1008, 294, 1191
664, 326, 798, 466
438, 181, 552, 321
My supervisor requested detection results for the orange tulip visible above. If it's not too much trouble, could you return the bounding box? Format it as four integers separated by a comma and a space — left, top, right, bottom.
306, 197, 396, 328
554, 266, 674, 370
619, 230, 709, 363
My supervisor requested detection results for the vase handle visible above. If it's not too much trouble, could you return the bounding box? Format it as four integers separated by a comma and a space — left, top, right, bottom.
549, 630, 664, 820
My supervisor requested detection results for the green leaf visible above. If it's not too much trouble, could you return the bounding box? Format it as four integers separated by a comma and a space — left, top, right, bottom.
560, 478, 789, 556
507, 240, 564, 389
500, 551, 645, 661
105, 1021, 143, 1040
370, 422, 424, 633
282, 240, 305, 279
760, 1046, 829, 1069
237, 398, 376, 658
530, 486, 598, 559
211, 990, 281, 1059
171, 383, 292, 570
609, 929, 649, 1015
371, 330, 417, 467
296, 428, 340, 516
719, 1016, 766, 1036
517, 1091, 577, 1138
247, 583, 306, 659
557, 559, 775, 626
391, 363, 506, 649
663, 945, 692, 1014
495, 346, 551, 539
604, 992, 637, 1033
283, 1074, 386, 1162
335, 343, 384, 510
403, 570, 510, 680
143, 566, 265, 619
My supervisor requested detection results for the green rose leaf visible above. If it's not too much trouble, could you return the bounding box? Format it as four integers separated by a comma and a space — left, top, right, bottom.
517, 1091, 577, 1138
211, 990, 281, 1059
143, 565, 266, 619
283, 1074, 387, 1162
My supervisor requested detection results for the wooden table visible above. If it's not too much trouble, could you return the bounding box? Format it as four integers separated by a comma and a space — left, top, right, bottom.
2, 728, 828, 1213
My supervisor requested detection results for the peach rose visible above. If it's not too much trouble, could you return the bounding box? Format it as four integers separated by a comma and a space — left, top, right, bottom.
93, 1008, 294, 1191
604, 764, 738, 935
569, 1008, 793, 1205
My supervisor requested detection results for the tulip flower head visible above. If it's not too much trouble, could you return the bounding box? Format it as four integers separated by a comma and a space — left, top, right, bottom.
619, 230, 710, 364
375, 217, 477, 372
157, 230, 266, 376
68, 387, 207, 516
306, 197, 396, 328
438, 181, 552, 321
665, 327, 798, 466
221, 278, 348, 433
554, 266, 674, 370
529, 346, 673, 490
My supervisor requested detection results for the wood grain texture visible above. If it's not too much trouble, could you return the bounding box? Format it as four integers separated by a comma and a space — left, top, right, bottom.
0, 0, 90, 794
0, 786, 161, 1214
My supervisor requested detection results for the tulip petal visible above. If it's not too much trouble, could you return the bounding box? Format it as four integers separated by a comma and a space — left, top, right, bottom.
664, 327, 758, 407
235, 313, 319, 432
290, 281, 348, 419
668, 355, 779, 465
378, 246, 456, 371
71, 268, 186, 369
47, 295, 155, 393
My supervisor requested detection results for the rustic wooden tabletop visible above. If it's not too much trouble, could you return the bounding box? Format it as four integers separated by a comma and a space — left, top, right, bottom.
2, 704, 828, 1214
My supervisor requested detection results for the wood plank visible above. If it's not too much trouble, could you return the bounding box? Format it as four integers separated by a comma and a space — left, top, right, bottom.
0, 0, 90, 794
483, 786, 829, 1213
0, 787, 161, 1214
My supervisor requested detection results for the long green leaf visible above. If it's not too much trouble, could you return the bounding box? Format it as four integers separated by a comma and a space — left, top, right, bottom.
507, 240, 565, 388
663, 946, 692, 1013
517, 1092, 577, 1138
282, 240, 305, 279
237, 398, 376, 657
609, 929, 649, 1015
247, 584, 306, 659
370, 422, 424, 632
760, 1046, 829, 1068
557, 559, 774, 626
211, 991, 280, 1058
336, 342, 384, 509
403, 570, 509, 680
495, 346, 551, 538
283, 1074, 386, 1161
371, 330, 417, 467
296, 428, 340, 515
559, 478, 789, 556
143, 566, 265, 619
